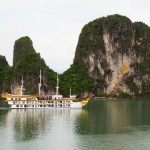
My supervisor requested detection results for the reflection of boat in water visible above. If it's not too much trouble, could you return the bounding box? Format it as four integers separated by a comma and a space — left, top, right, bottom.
2, 72, 90, 109
2, 108, 84, 142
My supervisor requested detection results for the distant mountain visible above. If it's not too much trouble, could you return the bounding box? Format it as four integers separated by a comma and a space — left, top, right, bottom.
61, 14, 150, 97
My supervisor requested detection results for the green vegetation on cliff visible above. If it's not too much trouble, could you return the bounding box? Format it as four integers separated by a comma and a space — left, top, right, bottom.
13, 36, 35, 66
13, 52, 57, 94
0, 56, 12, 93
60, 63, 94, 97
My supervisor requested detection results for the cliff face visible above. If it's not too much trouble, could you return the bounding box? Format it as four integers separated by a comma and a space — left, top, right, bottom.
74, 14, 150, 96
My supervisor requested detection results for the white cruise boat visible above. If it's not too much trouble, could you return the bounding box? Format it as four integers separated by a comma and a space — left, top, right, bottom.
1, 72, 90, 109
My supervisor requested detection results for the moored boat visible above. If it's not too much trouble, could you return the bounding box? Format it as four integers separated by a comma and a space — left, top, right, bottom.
1, 93, 90, 109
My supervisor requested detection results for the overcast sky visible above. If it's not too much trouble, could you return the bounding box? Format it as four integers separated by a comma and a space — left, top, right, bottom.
0, 0, 150, 73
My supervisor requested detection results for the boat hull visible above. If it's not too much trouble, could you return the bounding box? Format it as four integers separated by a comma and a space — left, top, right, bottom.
5, 99, 89, 109
2, 93, 90, 109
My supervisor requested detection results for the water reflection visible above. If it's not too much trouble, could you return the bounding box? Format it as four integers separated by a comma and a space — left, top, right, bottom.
77, 100, 150, 134
3, 109, 83, 142
1, 100, 150, 150
11, 109, 51, 141
0, 109, 9, 127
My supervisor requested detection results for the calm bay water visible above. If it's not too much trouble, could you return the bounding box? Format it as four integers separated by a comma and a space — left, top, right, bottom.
1, 100, 150, 150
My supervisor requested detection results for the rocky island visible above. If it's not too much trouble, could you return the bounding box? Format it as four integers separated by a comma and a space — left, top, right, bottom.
1, 14, 150, 98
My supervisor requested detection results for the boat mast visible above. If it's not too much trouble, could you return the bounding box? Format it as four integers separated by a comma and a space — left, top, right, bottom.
69, 84, 71, 98
38, 69, 42, 95
56, 74, 59, 95
20, 77, 24, 96
70, 88, 71, 98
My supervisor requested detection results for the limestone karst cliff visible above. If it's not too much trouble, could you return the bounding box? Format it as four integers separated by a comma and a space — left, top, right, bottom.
71, 14, 150, 96
12, 36, 57, 95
